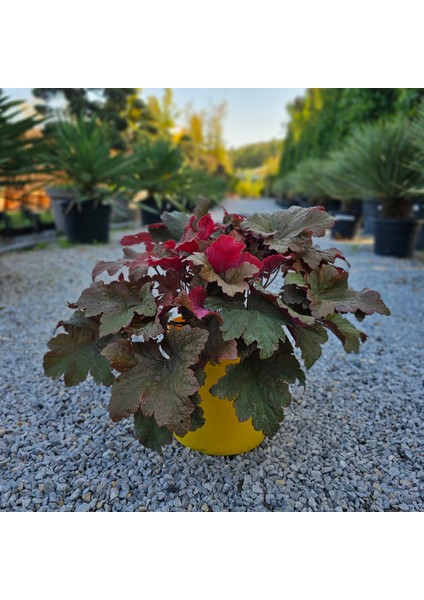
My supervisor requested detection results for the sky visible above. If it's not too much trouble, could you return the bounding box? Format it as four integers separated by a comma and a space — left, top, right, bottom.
3, 88, 306, 148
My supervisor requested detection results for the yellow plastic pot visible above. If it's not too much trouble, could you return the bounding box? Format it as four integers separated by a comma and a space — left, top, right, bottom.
175, 359, 265, 456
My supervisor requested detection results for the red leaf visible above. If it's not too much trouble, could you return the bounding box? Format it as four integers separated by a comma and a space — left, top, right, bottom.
176, 286, 214, 319
197, 214, 218, 240
121, 232, 154, 251
148, 256, 184, 271
188, 287, 210, 319
164, 240, 176, 249
260, 254, 286, 276
205, 235, 246, 273
242, 252, 262, 271
176, 239, 200, 253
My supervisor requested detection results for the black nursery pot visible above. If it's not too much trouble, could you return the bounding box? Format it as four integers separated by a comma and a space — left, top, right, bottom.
412, 199, 424, 250
374, 218, 421, 258
331, 214, 360, 240
140, 197, 162, 226
140, 197, 174, 225
362, 200, 381, 235
62, 200, 111, 244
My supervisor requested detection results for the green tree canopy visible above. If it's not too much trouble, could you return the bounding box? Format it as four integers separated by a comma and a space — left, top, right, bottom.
279, 88, 424, 175
230, 139, 282, 170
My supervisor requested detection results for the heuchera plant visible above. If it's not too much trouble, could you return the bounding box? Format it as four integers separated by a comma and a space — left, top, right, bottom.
43, 200, 390, 451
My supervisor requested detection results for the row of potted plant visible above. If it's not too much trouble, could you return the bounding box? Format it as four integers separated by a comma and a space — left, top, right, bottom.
0, 90, 228, 245
274, 110, 424, 258
42, 119, 227, 244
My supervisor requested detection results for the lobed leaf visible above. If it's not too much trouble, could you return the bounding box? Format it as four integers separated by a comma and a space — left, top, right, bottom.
200, 317, 238, 364
290, 323, 329, 369
101, 339, 137, 372
191, 253, 259, 297
161, 211, 191, 240
300, 245, 350, 270
43, 314, 114, 387
77, 281, 157, 336
109, 326, 208, 436
324, 313, 367, 353
205, 293, 288, 359
306, 265, 391, 319
210, 343, 305, 437
242, 206, 334, 253
133, 409, 173, 451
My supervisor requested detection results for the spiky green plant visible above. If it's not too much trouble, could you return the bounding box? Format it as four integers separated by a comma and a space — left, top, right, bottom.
130, 137, 184, 193
0, 90, 44, 186
322, 119, 423, 218
42, 118, 135, 204
129, 138, 226, 214
287, 158, 336, 200
178, 167, 226, 206
272, 172, 299, 198
407, 101, 424, 185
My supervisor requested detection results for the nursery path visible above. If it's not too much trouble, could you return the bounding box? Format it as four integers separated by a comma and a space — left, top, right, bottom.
1, 198, 423, 512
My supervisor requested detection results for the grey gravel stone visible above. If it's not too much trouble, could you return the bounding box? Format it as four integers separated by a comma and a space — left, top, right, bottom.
0, 199, 423, 512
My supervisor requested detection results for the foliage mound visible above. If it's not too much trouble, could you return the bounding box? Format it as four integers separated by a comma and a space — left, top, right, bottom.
44, 201, 390, 451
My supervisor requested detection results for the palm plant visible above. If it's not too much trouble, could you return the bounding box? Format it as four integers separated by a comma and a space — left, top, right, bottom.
42, 118, 135, 206
407, 101, 424, 180
128, 137, 186, 214
178, 167, 226, 208
272, 172, 300, 199
288, 158, 336, 201
323, 118, 423, 219
0, 90, 44, 187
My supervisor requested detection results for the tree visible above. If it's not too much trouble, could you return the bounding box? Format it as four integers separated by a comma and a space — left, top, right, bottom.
32, 88, 155, 149
279, 88, 424, 176
146, 88, 179, 137
229, 139, 282, 170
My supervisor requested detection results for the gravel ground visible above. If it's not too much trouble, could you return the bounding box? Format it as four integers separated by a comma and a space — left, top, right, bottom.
1, 199, 423, 512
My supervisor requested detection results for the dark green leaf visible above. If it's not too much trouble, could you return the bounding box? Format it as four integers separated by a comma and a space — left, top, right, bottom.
324, 313, 367, 353
205, 293, 287, 359
210, 343, 305, 437
290, 323, 328, 369
134, 409, 172, 451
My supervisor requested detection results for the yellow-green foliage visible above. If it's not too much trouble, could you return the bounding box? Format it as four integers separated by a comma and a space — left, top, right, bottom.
235, 176, 264, 198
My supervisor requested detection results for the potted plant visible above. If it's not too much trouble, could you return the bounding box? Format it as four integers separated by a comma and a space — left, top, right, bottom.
44, 184, 78, 233
42, 118, 134, 244
175, 166, 227, 212
325, 118, 423, 257
128, 137, 186, 225
43, 201, 390, 455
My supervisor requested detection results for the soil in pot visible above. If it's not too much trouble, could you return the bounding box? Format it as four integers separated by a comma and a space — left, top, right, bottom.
62, 200, 111, 244
175, 359, 265, 456
374, 218, 421, 258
